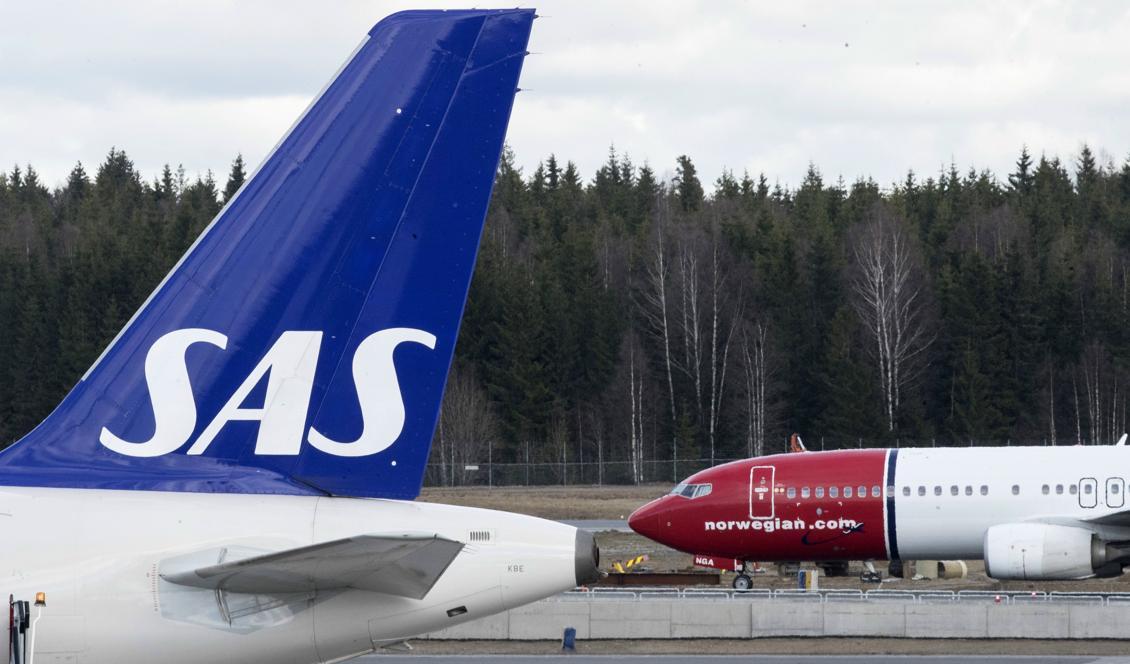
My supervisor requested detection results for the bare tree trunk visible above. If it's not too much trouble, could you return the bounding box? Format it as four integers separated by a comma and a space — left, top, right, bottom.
435, 364, 497, 486
629, 339, 640, 484
741, 334, 754, 459
708, 241, 719, 465
754, 323, 767, 458
1073, 373, 1083, 446
1048, 357, 1057, 446
641, 223, 679, 476
851, 212, 932, 433
637, 371, 645, 483
435, 407, 449, 486
741, 322, 769, 459
679, 246, 703, 423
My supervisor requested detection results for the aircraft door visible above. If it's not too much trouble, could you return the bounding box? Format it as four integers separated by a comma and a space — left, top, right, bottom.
1106, 477, 1125, 508
1079, 478, 1098, 508
749, 466, 775, 520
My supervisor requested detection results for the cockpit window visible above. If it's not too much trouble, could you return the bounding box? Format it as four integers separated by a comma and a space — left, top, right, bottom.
670, 482, 712, 499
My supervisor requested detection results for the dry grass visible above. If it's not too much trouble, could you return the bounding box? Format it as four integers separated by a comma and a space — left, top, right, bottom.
419, 484, 666, 520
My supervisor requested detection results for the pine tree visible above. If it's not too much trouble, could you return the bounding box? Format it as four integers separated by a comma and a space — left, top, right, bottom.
673, 155, 703, 212
222, 154, 246, 204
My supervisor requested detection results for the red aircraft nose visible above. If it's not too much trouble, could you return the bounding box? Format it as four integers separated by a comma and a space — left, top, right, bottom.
628, 499, 664, 541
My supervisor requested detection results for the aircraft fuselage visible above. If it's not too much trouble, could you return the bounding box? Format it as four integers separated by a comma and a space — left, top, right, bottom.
630, 446, 1130, 575
3, 488, 588, 664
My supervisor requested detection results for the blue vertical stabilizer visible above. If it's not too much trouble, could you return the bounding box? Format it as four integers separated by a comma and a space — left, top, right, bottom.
0, 9, 535, 499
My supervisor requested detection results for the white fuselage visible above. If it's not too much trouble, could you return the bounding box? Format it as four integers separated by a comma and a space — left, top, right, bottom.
894, 446, 1130, 558
2, 488, 580, 664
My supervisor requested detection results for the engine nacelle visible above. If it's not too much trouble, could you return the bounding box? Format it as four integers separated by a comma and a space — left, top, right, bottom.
984, 523, 1112, 580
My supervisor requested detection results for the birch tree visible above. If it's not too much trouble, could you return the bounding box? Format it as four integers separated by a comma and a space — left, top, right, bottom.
705, 236, 740, 465
638, 218, 679, 472
850, 211, 932, 433
740, 322, 770, 458
433, 365, 497, 486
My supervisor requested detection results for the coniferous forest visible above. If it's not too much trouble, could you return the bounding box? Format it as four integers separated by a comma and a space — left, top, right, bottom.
2, 145, 1130, 484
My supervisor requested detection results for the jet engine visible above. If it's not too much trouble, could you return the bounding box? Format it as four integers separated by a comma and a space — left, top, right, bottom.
983, 523, 1123, 580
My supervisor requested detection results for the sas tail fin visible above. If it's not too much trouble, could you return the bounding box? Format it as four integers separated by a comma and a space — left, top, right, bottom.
0, 9, 535, 499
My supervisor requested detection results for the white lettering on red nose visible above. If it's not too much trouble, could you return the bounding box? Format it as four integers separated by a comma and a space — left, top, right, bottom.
704, 517, 858, 532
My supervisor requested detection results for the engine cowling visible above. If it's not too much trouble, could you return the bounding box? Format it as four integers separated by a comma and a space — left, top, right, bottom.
983, 523, 1113, 580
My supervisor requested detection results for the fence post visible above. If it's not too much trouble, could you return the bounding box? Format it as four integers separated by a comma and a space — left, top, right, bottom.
488, 438, 493, 487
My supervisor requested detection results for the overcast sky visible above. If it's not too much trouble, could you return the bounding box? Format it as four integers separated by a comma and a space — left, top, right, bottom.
2, 1, 1129, 192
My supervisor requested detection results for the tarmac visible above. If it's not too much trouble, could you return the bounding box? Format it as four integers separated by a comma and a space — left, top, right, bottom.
358, 656, 1129, 663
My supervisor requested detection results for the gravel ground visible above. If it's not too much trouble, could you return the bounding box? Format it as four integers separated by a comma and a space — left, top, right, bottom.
419, 485, 665, 521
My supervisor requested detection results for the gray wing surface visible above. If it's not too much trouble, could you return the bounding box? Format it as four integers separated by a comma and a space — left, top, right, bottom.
161, 533, 463, 600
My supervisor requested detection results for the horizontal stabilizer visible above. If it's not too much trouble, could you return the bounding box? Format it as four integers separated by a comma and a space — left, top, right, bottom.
162, 534, 463, 600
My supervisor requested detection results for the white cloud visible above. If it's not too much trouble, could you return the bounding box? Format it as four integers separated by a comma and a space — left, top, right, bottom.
1, 0, 1129, 190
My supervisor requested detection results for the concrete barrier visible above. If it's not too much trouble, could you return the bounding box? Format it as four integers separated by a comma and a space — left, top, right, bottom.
749, 600, 821, 637
987, 604, 1069, 639
670, 601, 750, 638
589, 600, 670, 639
1069, 605, 1130, 639
421, 597, 1130, 640
823, 602, 904, 637
905, 604, 988, 638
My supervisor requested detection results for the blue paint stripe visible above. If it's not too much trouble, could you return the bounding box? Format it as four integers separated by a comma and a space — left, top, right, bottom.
885, 449, 900, 560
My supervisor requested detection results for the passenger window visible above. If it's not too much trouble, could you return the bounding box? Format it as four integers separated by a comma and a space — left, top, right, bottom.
964, 486, 972, 496
1056, 484, 1064, 495
1112, 484, 1121, 495
787, 487, 796, 499
1041, 484, 1049, 495
918, 486, 926, 496
1070, 485, 1078, 495
815, 487, 825, 499
1011, 485, 1020, 495
872, 486, 881, 498
844, 486, 853, 498
903, 486, 911, 497
1084, 483, 1093, 495
950, 485, 958, 496
829, 486, 839, 498
801, 487, 811, 499
858, 485, 867, 497
934, 486, 942, 496
980, 485, 988, 496
887, 485, 895, 497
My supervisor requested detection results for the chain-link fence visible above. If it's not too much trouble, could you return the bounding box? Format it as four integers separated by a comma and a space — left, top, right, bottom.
424, 458, 743, 487
423, 437, 1089, 487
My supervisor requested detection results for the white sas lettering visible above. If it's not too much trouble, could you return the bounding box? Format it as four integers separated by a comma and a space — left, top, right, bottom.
99, 328, 228, 458
308, 328, 436, 457
188, 331, 323, 456
100, 327, 434, 458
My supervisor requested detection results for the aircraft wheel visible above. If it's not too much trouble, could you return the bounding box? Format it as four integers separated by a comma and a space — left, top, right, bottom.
732, 574, 753, 590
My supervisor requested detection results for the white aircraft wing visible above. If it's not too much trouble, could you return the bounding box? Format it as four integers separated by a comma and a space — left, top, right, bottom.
1081, 511, 1130, 528
161, 534, 463, 600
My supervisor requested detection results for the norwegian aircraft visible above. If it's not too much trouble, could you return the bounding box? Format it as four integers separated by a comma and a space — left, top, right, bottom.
630, 438, 1130, 589
1, 9, 600, 664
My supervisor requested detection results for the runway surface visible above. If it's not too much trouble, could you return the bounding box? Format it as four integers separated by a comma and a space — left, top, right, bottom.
561, 519, 631, 532
358, 656, 1128, 663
